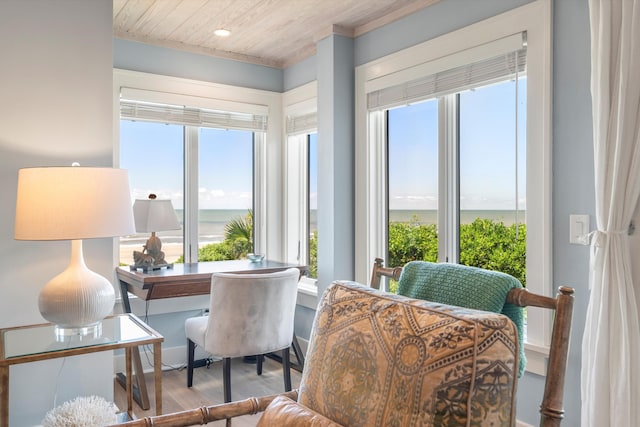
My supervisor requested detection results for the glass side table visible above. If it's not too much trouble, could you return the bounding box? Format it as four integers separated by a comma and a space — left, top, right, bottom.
0, 314, 163, 425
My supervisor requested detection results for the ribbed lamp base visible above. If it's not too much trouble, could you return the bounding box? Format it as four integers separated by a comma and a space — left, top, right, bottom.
38, 240, 115, 332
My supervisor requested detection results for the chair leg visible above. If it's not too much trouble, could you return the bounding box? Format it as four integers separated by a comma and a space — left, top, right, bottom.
257, 354, 263, 375
282, 347, 292, 392
187, 339, 196, 387
223, 357, 232, 403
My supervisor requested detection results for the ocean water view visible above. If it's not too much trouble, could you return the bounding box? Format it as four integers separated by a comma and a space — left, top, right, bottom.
120, 209, 249, 264
119, 209, 525, 264
121, 209, 525, 247
390, 209, 526, 227
121, 209, 249, 247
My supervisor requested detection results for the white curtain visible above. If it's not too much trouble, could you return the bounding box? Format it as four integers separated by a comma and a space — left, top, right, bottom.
582, 1, 640, 426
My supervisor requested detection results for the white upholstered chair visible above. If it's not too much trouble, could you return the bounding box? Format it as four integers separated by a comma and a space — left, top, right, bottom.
184, 268, 300, 402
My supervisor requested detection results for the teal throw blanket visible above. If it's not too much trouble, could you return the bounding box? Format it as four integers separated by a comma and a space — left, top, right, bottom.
398, 261, 526, 377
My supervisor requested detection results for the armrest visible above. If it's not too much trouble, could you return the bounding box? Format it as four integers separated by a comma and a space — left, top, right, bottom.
109, 390, 299, 427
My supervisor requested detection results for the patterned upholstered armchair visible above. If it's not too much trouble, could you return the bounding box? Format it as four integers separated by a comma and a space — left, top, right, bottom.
370, 258, 575, 427
113, 278, 532, 427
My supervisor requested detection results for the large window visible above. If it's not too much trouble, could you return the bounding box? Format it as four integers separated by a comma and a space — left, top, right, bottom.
198, 128, 255, 260
459, 79, 527, 280
118, 94, 267, 266
356, 0, 551, 374
285, 129, 318, 279
387, 99, 439, 267
283, 84, 318, 282
119, 121, 184, 266
386, 78, 526, 288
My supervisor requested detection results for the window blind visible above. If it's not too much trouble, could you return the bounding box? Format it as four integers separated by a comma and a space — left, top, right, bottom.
367, 36, 527, 111
120, 99, 268, 132
286, 111, 317, 136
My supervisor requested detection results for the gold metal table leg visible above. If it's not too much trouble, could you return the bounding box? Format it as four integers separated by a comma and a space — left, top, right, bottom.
126, 347, 133, 417
1, 366, 9, 427
153, 342, 162, 415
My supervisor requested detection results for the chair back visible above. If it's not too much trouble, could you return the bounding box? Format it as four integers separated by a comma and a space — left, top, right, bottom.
370, 258, 574, 427
299, 280, 520, 426
204, 268, 300, 358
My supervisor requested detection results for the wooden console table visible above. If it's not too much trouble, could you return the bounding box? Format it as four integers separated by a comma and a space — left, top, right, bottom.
116, 260, 307, 410
0, 314, 163, 426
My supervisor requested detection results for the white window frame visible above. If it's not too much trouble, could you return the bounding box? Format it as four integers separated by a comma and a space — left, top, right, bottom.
354, 0, 552, 375
283, 82, 318, 307
112, 69, 283, 313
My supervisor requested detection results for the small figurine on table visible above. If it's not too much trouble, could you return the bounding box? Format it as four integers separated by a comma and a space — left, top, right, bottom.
130, 193, 180, 272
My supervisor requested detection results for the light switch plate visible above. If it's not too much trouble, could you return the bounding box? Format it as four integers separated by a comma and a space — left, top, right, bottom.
569, 214, 590, 245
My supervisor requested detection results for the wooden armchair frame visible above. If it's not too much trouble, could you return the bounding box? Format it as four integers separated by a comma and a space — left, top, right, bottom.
371, 257, 575, 427
111, 390, 298, 427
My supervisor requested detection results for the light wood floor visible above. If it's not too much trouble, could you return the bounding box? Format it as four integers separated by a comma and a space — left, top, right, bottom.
114, 356, 302, 426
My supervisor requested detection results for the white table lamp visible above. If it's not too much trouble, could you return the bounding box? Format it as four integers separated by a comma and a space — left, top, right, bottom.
131, 194, 181, 271
14, 165, 135, 336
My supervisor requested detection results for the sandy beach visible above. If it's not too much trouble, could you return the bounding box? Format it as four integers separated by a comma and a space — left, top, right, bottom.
120, 242, 189, 265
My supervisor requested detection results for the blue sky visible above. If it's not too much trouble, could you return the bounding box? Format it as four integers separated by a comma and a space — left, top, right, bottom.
388, 78, 526, 211
121, 78, 525, 211
120, 123, 254, 209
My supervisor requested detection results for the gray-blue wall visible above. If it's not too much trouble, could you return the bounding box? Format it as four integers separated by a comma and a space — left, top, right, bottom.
550, 0, 593, 425
114, 38, 283, 92
1, 1, 117, 424
115, 1, 593, 425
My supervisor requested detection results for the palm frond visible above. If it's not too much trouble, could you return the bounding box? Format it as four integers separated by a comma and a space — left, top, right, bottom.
224, 209, 253, 242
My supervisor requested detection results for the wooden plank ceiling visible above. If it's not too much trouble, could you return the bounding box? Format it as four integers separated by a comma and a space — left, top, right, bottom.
114, 0, 439, 69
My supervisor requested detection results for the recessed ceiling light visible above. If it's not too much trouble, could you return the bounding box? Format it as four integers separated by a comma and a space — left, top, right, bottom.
214, 29, 231, 37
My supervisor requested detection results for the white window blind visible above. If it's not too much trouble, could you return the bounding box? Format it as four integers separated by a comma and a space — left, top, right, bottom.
367, 33, 527, 111
120, 99, 268, 132
286, 111, 317, 136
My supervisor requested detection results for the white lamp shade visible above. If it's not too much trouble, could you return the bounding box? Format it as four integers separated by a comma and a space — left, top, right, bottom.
14, 167, 135, 240
133, 199, 181, 233
14, 166, 135, 330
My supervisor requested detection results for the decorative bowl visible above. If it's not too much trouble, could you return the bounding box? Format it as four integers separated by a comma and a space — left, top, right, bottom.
247, 253, 265, 263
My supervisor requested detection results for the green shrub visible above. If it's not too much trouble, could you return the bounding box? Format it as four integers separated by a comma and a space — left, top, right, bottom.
180, 215, 526, 292
176, 210, 253, 263
459, 219, 526, 287
386, 217, 526, 292
308, 231, 318, 278
388, 216, 439, 267
176, 240, 239, 263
